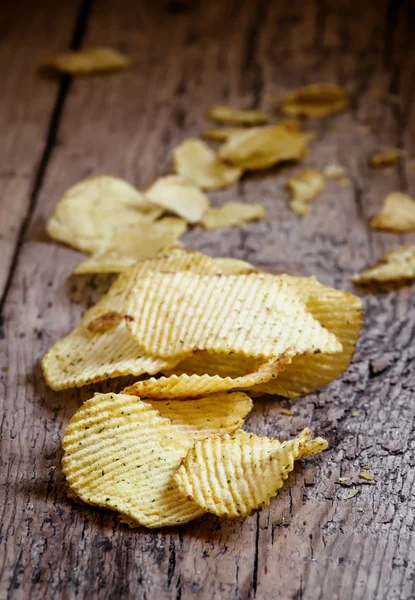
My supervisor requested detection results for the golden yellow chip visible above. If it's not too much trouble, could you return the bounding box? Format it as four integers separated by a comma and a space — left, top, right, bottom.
353, 244, 415, 284
144, 175, 209, 223
172, 139, 242, 190
125, 272, 342, 360
212, 257, 258, 274
42, 47, 131, 75
163, 352, 261, 379
369, 150, 404, 169
123, 355, 294, 399
42, 247, 221, 389
62, 391, 252, 528
369, 192, 415, 232
205, 105, 270, 125
286, 169, 325, 216
218, 125, 308, 170
47, 176, 162, 254
280, 84, 349, 118
73, 217, 187, 274
202, 127, 248, 142
174, 428, 328, 518
280, 118, 304, 132
323, 164, 348, 179
200, 203, 266, 230
250, 276, 362, 398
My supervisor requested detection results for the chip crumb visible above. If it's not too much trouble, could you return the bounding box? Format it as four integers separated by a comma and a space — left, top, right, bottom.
42, 47, 130, 75
280, 84, 349, 119
338, 477, 350, 484
369, 150, 404, 169
361, 465, 372, 470
323, 164, 348, 179
281, 409, 294, 416
205, 104, 270, 125
338, 177, 352, 188
352, 410, 359, 417
347, 489, 360, 499
359, 472, 373, 482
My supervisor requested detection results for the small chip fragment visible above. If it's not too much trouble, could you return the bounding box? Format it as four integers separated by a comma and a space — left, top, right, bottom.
212, 257, 258, 275
323, 164, 348, 179
74, 218, 187, 274
42, 47, 130, 75
347, 489, 360, 499
47, 176, 162, 254
338, 477, 350, 484
280, 409, 294, 416
145, 175, 209, 223
369, 150, 404, 169
200, 203, 266, 230
172, 139, 242, 190
286, 169, 325, 216
62, 391, 252, 528
353, 244, 415, 284
280, 84, 349, 118
218, 125, 308, 171
359, 472, 373, 482
369, 192, 415, 232
174, 428, 328, 518
205, 105, 270, 125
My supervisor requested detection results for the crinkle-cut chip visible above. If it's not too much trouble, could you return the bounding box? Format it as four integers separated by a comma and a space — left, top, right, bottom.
73, 218, 187, 274
280, 84, 349, 118
144, 175, 210, 224
369, 150, 404, 169
369, 192, 415, 232
353, 245, 415, 284
323, 164, 348, 179
125, 272, 342, 360
203, 127, 248, 142
42, 247, 220, 390
200, 203, 266, 230
218, 125, 308, 171
249, 276, 362, 398
62, 392, 252, 528
174, 428, 328, 518
172, 139, 242, 190
47, 176, 162, 254
87, 311, 133, 333
164, 352, 262, 379
42, 47, 130, 75
123, 355, 294, 399
205, 105, 270, 125
286, 169, 325, 216
212, 257, 258, 275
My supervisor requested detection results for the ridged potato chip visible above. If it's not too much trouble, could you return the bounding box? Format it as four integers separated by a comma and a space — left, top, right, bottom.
280, 84, 349, 118
353, 244, 415, 284
123, 355, 294, 399
212, 257, 258, 274
125, 272, 342, 361
218, 125, 308, 171
42, 47, 130, 75
47, 176, 162, 254
42, 248, 221, 389
286, 169, 325, 216
174, 428, 328, 518
369, 150, 404, 169
74, 217, 187, 274
250, 276, 362, 397
62, 392, 252, 528
369, 192, 415, 232
172, 139, 242, 190
144, 175, 209, 223
205, 105, 270, 125
200, 203, 266, 230
163, 352, 262, 379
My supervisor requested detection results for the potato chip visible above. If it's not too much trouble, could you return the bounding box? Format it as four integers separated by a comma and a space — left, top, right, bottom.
286, 169, 325, 216
369, 192, 415, 232
280, 84, 349, 118
125, 272, 342, 361
62, 391, 252, 528
42, 247, 221, 389
174, 428, 328, 518
200, 203, 266, 230
144, 175, 209, 223
123, 355, 294, 399
323, 164, 348, 179
250, 276, 362, 397
172, 139, 242, 190
202, 128, 248, 142
353, 245, 415, 284
369, 150, 404, 169
218, 125, 308, 171
47, 176, 162, 254
163, 352, 261, 379
73, 217, 187, 274
205, 105, 270, 125
212, 257, 258, 274
42, 47, 130, 75
87, 311, 133, 333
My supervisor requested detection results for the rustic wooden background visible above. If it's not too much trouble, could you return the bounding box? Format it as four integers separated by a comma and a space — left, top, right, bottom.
1, 0, 415, 598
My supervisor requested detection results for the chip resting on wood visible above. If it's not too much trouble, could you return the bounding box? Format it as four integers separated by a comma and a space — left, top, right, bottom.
205, 104, 270, 125
42, 47, 131, 75
353, 245, 415, 284
200, 203, 266, 229
280, 84, 349, 118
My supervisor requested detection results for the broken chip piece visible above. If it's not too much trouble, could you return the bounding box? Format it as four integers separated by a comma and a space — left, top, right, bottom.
369, 192, 415, 232
205, 104, 270, 125
323, 164, 348, 179
145, 175, 209, 224
280, 84, 349, 118
369, 150, 404, 169
286, 169, 325, 216
174, 428, 328, 518
42, 47, 130, 75
353, 244, 415, 284
200, 202, 266, 229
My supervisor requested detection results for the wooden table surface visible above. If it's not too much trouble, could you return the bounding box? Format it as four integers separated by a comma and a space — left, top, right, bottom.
1, 0, 415, 598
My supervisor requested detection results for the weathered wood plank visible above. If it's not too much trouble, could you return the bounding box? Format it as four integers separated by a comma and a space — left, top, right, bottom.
1, 0, 415, 599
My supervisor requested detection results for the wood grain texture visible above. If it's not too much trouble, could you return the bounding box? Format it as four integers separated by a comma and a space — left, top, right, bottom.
1, 0, 415, 599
